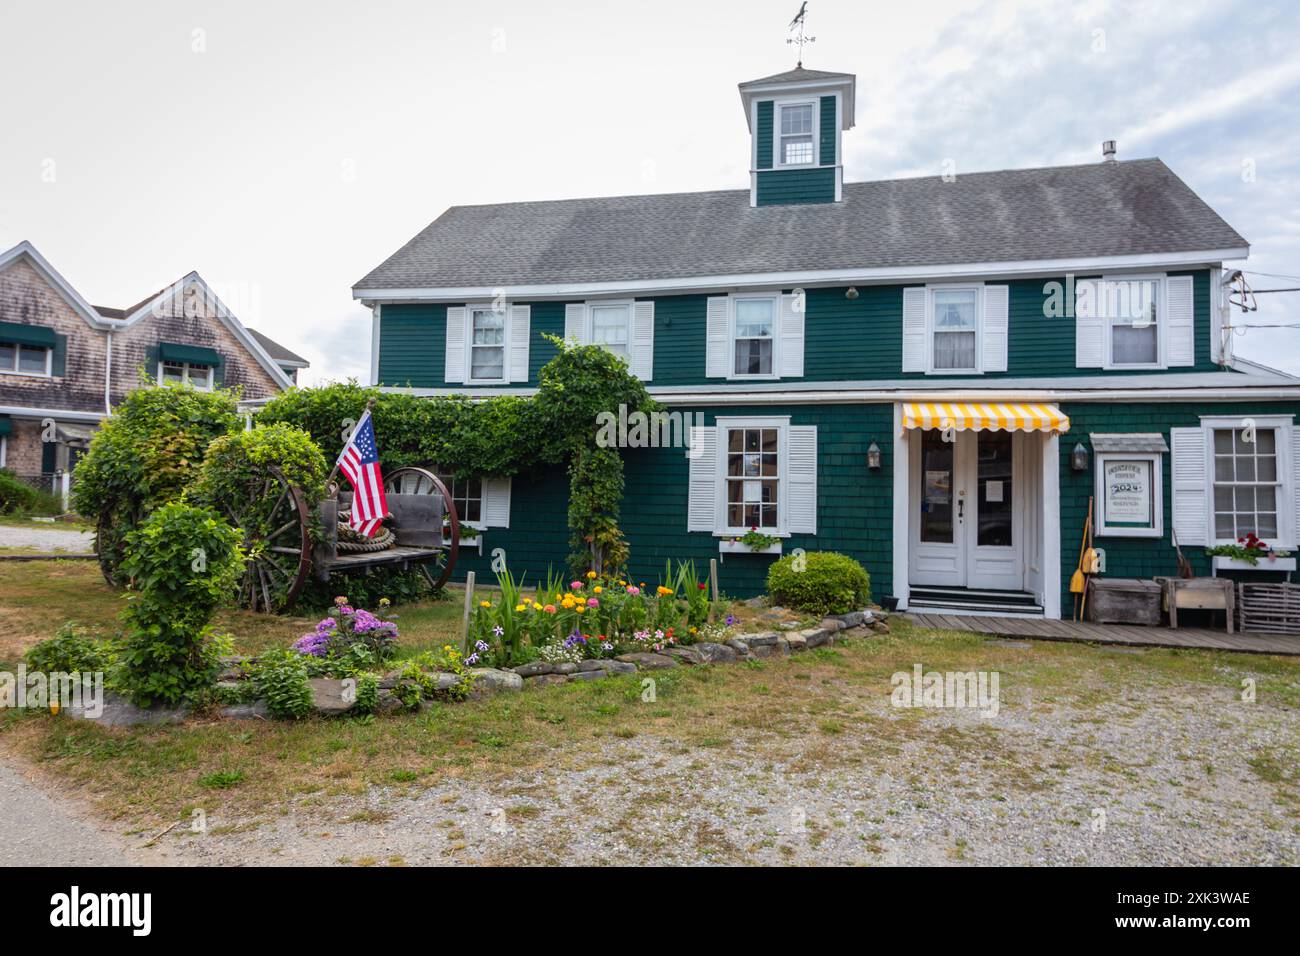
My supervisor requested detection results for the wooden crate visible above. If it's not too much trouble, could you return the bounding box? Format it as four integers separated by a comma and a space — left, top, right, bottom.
1087, 578, 1163, 626
1237, 582, 1300, 634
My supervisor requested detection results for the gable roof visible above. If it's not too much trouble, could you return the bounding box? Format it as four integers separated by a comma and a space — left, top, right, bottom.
354, 159, 1248, 295
246, 328, 309, 367
0, 240, 112, 329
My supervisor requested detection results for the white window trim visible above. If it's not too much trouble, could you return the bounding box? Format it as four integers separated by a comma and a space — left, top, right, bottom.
0, 341, 54, 378
464, 303, 511, 385
0, 435, 6, 469
773, 98, 819, 169
434, 470, 486, 531
1200, 414, 1295, 547
1094, 451, 1164, 538
729, 292, 781, 381
156, 360, 214, 391
926, 282, 985, 375
713, 415, 791, 537
584, 298, 634, 361
1078, 273, 1167, 371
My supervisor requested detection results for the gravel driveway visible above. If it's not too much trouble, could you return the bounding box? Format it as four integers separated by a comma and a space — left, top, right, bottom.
0, 524, 95, 552
125, 674, 1299, 867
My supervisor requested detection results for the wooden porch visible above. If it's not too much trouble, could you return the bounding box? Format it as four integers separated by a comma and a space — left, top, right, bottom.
905, 612, 1300, 655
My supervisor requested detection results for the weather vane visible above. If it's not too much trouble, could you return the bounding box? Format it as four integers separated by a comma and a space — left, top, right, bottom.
786, 2, 815, 67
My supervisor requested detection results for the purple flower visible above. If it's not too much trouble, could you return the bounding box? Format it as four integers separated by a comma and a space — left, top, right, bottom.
465, 652, 480, 665
725, 614, 735, 626
292, 632, 331, 657
475, 640, 490, 652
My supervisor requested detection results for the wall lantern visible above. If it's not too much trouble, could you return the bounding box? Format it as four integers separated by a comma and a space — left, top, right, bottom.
867, 442, 882, 471
1071, 442, 1090, 472
845, 286, 859, 300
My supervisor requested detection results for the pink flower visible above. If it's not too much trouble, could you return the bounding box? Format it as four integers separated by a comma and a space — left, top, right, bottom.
570, 581, 584, 590
627, 586, 641, 595
587, 598, 599, 607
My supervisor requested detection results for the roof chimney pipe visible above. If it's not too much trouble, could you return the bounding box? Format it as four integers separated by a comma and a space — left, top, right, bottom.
1102, 139, 1117, 163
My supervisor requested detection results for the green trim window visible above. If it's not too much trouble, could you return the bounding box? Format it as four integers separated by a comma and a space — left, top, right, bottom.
0, 340, 53, 376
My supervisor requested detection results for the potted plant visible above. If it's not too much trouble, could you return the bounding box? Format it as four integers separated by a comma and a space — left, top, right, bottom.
1206, 533, 1296, 572
719, 527, 782, 555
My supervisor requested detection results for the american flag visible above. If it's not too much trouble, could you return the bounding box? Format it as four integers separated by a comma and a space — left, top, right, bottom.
337, 410, 388, 537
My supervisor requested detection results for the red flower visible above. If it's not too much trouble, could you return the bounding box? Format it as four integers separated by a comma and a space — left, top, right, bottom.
697, 582, 707, 590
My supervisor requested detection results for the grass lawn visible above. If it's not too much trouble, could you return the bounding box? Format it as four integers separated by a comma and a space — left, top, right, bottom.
1, 559, 1298, 844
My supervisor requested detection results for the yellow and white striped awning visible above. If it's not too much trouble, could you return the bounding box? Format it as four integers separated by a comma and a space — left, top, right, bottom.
901, 402, 1070, 434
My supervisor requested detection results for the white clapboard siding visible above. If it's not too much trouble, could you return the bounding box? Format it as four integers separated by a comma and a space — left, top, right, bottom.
705, 297, 730, 378
901, 287, 928, 373
481, 478, 512, 528
631, 300, 655, 380
786, 425, 818, 534
445, 306, 467, 383
564, 303, 587, 343
1170, 427, 1209, 545
982, 285, 1009, 372
508, 305, 530, 382
687, 425, 719, 531
1166, 275, 1195, 367
779, 292, 805, 378
1075, 281, 1104, 368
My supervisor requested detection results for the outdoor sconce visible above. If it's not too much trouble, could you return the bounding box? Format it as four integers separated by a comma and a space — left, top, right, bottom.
867, 442, 882, 471
845, 286, 859, 300
1071, 442, 1090, 472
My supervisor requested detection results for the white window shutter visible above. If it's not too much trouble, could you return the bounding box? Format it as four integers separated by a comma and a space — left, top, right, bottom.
1075, 282, 1104, 368
481, 477, 512, 528
445, 306, 467, 383
1291, 427, 1300, 549
564, 303, 587, 343
778, 293, 804, 378
508, 305, 530, 382
902, 287, 927, 373
1170, 427, 1209, 546
687, 425, 718, 531
982, 285, 1009, 372
786, 425, 817, 534
1166, 275, 1195, 367
706, 296, 730, 378
631, 300, 655, 380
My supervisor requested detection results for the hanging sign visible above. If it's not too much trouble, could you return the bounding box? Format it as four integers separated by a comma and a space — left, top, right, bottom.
1103, 458, 1152, 525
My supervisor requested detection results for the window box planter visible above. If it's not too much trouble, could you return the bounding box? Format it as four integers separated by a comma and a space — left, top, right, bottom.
719, 538, 782, 556
1212, 555, 1295, 573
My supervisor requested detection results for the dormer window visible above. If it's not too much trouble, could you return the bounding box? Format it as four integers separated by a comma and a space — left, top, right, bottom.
778, 103, 815, 166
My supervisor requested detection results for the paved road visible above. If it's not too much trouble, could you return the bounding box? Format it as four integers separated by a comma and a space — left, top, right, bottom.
0, 761, 146, 866
0, 524, 95, 552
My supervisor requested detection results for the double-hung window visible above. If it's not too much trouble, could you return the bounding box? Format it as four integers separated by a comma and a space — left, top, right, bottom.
1212, 426, 1281, 541
159, 360, 214, 390
931, 288, 979, 372
469, 307, 507, 382
0, 340, 52, 376
778, 103, 814, 166
590, 303, 631, 361
1078, 277, 1160, 367
733, 296, 776, 377
435, 470, 483, 525
725, 425, 780, 531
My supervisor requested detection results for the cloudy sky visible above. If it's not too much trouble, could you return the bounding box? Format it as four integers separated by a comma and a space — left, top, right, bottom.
2, 0, 1298, 382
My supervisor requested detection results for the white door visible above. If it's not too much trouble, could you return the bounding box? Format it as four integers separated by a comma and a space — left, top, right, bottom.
910, 430, 1024, 591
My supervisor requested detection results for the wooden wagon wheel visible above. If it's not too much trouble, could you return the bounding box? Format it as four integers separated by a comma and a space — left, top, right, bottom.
383, 466, 460, 591
223, 465, 313, 613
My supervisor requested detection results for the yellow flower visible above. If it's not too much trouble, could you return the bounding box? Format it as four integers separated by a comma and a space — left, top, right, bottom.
618, 580, 626, 586
586, 570, 597, 579
593, 586, 603, 594
515, 604, 525, 612
575, 606, 586, 614
689, 627, 698, 634
480, 600, 492, 608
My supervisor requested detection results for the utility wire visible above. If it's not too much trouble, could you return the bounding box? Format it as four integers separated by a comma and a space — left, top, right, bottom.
1243, 269, 1300, 282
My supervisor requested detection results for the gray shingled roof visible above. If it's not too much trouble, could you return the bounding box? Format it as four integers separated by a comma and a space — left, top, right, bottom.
247, 328, 309, 366
738, 67, 855, 87
354, 159, 1248, 292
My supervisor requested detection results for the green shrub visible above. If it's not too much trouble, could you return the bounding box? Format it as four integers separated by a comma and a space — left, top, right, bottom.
0, 469, 62, 515
25, 624, 114, 673
353, 672, 380, 715
114, 502, 245, 707
766, 551, 870, 616
253, 647, 315, 719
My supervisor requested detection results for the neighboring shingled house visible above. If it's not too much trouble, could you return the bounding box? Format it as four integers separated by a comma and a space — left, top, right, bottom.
0, 240, 306, 488
355, 64, 1300, 617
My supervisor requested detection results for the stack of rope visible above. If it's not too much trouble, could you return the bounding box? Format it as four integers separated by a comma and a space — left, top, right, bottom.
337, 510, 395, 552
